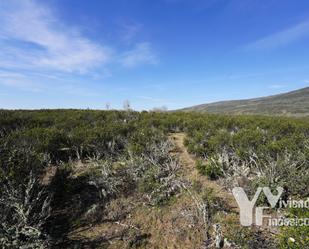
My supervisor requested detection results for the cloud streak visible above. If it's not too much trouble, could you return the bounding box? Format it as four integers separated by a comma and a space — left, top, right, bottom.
0, 0, 157, 94
120, 43, 157, 68
119, 20, 142, 44
0, 0, 110, 73
0, 71, 44, 92
244, 20, 309, 51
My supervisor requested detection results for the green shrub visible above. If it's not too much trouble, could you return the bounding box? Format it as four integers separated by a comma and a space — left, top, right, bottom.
196, 159, 223, 180
278, 208, 309, 248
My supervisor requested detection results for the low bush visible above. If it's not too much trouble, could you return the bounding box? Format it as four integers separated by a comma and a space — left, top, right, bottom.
196, 159, 223, 180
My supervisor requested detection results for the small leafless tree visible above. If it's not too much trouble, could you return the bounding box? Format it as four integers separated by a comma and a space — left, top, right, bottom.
123, 100, 131, 111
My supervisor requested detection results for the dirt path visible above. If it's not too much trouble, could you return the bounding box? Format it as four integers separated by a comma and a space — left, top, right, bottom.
70, 133, 240, 248
169, 132, 238, 211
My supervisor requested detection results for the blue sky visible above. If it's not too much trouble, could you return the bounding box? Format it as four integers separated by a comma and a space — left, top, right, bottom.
0, 0, 309, 110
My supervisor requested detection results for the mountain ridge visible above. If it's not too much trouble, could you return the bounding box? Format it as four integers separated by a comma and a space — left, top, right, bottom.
180, 87, 309, 117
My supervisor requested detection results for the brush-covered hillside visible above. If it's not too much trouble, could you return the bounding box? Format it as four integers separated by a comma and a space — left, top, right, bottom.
181, 87, 309, 116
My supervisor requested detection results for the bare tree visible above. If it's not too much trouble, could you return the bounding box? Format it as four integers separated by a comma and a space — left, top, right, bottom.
123, 100, 131, 111
105, 102, 110, 110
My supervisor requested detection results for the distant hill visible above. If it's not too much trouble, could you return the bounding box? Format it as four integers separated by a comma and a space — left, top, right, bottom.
181, 87, 309, 117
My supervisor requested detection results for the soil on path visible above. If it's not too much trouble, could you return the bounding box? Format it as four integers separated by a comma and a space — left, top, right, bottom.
169, 133, 238, 212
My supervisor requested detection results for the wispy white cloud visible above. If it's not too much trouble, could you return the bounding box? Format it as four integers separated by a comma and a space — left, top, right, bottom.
120, 43, 157, 68
0, 0, 158, 94
0, 0, 111, 73
244, 20, 309, 51
119, 20, 142, 44
0, 70, 102, 97
0, 71, 44, 92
